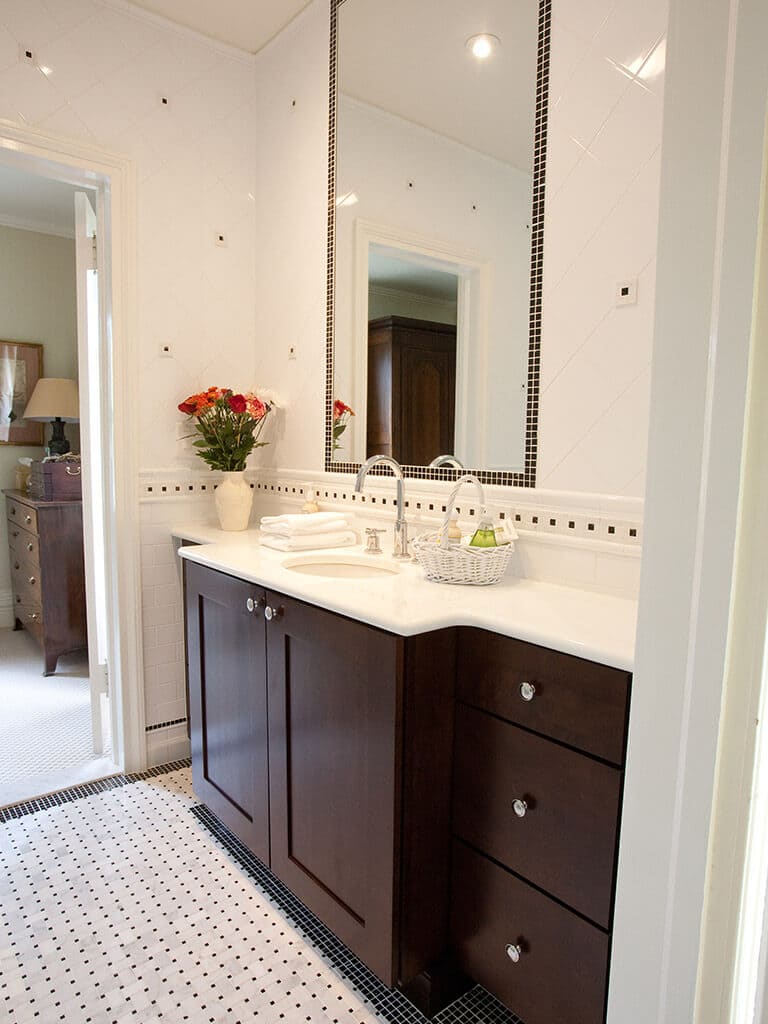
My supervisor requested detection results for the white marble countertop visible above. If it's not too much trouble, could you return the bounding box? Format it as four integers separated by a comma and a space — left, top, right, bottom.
174, 522, 638, 671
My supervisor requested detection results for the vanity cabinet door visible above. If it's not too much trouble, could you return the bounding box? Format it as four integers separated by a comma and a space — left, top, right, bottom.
265, 591, 401, 986
185, 562, 270, 863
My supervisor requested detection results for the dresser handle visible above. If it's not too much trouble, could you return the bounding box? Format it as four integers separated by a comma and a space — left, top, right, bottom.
14, 562, 19, 571
10, 506, 16, 516
505, 943, 522, 964
264, 605, 283, 622
27, 542, 33, 552
24, 515, 32, 524
27, 612, 38, 622
520, 681, 536, 702
28, 576, 36, 586
11, 529, 19, 537
512, 799, 528, 818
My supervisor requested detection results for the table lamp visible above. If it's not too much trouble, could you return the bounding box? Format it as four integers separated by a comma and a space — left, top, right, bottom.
23, 378, 80, 455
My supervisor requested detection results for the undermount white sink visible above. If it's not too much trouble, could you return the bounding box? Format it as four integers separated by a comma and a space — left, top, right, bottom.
282, 553, 401, 580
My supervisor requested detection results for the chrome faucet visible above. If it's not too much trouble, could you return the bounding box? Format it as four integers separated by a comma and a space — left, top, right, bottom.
355, 455, 410, 558
429, 454, 465, 470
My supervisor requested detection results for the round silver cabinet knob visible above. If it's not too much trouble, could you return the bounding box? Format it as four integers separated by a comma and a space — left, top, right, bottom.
505, 943, 522, 964
513, 798, 528, 818
246, 598, 255, 613
25, 515, 32, 524
28, 576, 36, 586
27, 542, 33, 552
264, 605, 283, 622
520, 681, 536, 702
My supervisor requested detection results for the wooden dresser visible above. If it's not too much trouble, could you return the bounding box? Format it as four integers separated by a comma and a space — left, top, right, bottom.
4, 489, 87, 675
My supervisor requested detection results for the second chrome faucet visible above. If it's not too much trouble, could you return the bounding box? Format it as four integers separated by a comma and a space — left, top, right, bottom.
354, 454, 410, 558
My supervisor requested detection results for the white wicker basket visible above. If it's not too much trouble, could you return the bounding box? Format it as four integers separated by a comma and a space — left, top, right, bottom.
411, 475, 513, 586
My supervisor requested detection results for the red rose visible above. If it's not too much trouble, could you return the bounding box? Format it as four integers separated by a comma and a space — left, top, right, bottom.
334, 399, 354, 420
178, 400, 196, 415
228, 393, 247, 414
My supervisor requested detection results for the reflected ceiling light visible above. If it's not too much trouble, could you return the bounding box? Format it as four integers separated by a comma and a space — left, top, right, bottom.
38, 65, 53, 77
466, 34, 501, 60
336, 191, 359, 207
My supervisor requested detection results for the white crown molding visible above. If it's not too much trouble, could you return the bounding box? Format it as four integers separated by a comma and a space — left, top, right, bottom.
95, 0, 257, 65
0, 212, 74, 239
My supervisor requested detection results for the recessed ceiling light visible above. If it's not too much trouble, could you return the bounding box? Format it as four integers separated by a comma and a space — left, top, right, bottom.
466, 34, 501, 60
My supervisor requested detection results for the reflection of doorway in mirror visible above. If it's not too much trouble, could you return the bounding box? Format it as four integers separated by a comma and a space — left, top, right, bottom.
334, 220, 492, 468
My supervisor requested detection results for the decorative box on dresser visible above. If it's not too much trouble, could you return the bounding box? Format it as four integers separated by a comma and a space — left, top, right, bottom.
450, 630, 632, 1024
4, 489, 87, 675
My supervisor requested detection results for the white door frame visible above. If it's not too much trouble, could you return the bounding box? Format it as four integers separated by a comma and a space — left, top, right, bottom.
0, 119, 146, 773
607, 0, 768, 1021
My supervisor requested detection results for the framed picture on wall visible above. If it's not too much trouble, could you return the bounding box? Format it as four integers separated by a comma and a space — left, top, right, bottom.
0, 341, 44, 446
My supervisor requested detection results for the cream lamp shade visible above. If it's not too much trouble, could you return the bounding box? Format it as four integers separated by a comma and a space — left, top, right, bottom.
23, 378, 80, 423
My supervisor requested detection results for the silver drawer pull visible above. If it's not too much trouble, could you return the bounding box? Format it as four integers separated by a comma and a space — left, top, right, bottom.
27, 613, 38, 622
24, 515, 32, 524
28, 576, 36, 586
14, 562, 19, 570
27, 543, 33, 552
512, 799, 528, 818
10, 506, 16, 516
246, 597, 255, 613
505, 943, 522, 964
520, 681, 536, 702
264, 605, 283, 622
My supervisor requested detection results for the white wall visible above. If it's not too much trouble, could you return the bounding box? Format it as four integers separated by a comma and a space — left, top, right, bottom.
334, 97, 532, 469
0, 225, 78, 627
0, 0, 259, 473
538, 0, 667, 495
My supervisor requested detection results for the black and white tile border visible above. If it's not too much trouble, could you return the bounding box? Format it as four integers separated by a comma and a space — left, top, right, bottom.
139, 470, 643, 547
194, 803, 524, 1024
0, 758, 191, 822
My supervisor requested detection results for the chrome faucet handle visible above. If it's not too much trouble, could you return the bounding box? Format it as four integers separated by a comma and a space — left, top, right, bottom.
392, 520, 410, 559
365, 528, 385, 554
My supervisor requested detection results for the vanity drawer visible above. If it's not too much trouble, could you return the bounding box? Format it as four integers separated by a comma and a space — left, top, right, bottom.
457, 629, 630, 765
453, 703, 622, 928
450, 841, 609, 1024
8, 522, 39, 563
5, 496, 38, 535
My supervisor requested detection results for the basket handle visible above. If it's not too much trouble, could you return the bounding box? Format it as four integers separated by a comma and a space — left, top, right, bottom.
438, 474, 487, 542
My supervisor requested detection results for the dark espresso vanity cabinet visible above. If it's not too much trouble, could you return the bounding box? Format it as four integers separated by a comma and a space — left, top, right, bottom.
184, 561, 632, 1023
450, 630, 631, 1024
184, 561, 456, 993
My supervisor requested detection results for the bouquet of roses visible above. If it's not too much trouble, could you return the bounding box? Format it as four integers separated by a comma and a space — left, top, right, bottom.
332, 399, 355, 452
178, 387, 276, 471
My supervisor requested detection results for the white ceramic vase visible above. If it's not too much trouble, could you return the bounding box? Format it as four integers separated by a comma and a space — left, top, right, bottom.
214, 471, 253, 531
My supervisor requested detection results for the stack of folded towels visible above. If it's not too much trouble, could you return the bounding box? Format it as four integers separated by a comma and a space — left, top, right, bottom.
259, 511, 357, 552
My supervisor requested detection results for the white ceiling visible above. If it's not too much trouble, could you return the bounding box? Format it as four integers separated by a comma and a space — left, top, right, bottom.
338, 0, 538, 171
369, 250, 458, 302
0, 165, 88, 238
127, 0, 314, 54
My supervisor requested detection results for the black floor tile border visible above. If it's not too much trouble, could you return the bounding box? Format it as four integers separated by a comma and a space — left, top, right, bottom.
192, 803, 525, 1024
0, 758, 192, 823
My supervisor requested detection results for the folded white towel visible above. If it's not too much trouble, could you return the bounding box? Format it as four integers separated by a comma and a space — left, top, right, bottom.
260, 530, 358, 553
260, 512, 347, 529
262, 519, 350, 537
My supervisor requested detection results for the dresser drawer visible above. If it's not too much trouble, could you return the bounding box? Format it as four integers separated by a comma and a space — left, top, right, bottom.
11, 558, 43, 606
14, 599, 43, 636
450, 841, 609, 1024
457, 629, 630, 764
5, 496, 37, 534
8, 522, 39, 563
453, 704, 622, 928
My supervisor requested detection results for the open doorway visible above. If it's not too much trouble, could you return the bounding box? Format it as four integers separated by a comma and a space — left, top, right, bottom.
0, 161, 116, 806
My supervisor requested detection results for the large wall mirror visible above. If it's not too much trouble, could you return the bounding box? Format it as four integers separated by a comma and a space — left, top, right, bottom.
325, 0, 550, 486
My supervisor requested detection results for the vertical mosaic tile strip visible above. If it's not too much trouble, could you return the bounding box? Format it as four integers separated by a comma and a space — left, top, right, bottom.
324, 0, 551, 489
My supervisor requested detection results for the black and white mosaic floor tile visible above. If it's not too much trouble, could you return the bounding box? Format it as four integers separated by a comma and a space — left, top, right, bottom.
0, 767, 522, 1024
